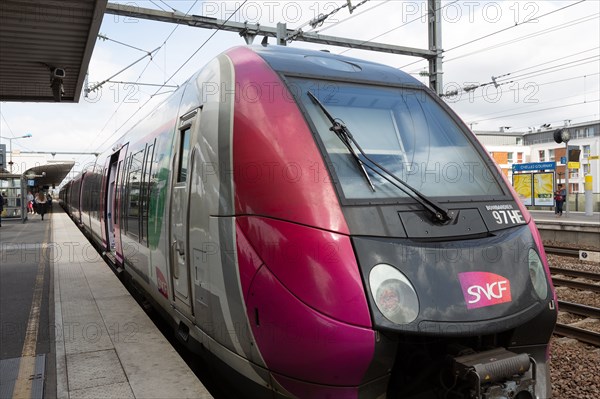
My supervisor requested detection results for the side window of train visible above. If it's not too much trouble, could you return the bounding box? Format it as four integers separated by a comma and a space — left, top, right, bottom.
121, 155, 133, 232
177, 128, 191, 183
127, 148, 145, 239
141, 140, 155, 244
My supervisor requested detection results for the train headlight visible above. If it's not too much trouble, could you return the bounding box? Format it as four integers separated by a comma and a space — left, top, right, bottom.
369, 264, 419, 324
528, 249, 548, 300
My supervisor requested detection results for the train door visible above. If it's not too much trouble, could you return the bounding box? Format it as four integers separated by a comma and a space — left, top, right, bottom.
169, 109, 197, 317
104, 144, 128, 263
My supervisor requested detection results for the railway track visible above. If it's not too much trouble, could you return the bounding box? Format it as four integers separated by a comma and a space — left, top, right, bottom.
545, 246, 580, 258
550, 267, 600, 294
554, 301, 600, 347
546, 249, 600, 347
549, 267, 600, 282
554, 300, 600, 347
553, 324, 600, 347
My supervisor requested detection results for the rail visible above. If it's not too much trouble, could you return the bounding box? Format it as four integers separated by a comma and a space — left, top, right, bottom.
550, 267, 600, 282
554, 324, 600, 347
554, 303, 600, 347
551, 277, 600, 293
545, 246, 580, 258
557, 301, 600, 318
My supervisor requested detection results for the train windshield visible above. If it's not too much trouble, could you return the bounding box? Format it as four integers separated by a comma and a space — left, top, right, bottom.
291, 78, 503, 201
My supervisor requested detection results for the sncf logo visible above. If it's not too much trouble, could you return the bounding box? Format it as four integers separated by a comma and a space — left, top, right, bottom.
458, 272, 512, 309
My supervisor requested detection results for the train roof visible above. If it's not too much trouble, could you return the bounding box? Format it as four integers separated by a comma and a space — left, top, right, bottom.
246, 45, 424, 88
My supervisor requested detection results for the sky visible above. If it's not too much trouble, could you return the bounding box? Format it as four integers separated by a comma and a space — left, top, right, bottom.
1, 0, 599, 178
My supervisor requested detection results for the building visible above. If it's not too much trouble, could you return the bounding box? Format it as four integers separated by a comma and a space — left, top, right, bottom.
475, 120, 600, 194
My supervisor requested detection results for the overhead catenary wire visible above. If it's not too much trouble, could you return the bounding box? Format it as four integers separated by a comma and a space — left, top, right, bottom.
449, 72, 600, 104
311, 0, 391, 34
468, 99, 600, 124
511, 113, 600, 131
440, 50, 600, 97
399, 0, 588, 70
149, 0, 167, 12
464, 91, 599, 120
86, 48, 161, 93
0, 113, 34, 151
498, 56, 598, 82
0, 112, 15, 137
445, 0, 587, 54
84, 1, 200, 155
501, 47, 599, 77
159, 0, 179, 13
286, 0, 371, 42
95, 0, 249, 154
442, 13, 599, 64
338, 0, 459, 55
97, 34, 154, 54
104, 80, 178, 89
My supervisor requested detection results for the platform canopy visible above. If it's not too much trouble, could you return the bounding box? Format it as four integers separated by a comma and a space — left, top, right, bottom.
0, 0, 107, 102
24, 161, 75, 188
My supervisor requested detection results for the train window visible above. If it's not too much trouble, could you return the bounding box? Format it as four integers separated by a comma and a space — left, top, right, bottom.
177, 128, 191, 183
141, 141, 155, 243
292, 78, 503, 201
111, 158, 123, 228
126, 149, 144, 239
121, 156, 129, 232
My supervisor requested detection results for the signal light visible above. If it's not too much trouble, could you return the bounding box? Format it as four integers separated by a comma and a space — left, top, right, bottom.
553, 128, 570, 144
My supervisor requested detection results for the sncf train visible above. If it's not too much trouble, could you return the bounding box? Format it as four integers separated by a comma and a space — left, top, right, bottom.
61, 46, 557, 399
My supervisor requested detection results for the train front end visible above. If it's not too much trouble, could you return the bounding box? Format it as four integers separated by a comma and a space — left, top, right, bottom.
229, 46, 557, 398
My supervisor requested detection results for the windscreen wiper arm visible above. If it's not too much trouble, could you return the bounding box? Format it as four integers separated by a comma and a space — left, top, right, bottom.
307, 91, 375, 192
307, 90, 453, 223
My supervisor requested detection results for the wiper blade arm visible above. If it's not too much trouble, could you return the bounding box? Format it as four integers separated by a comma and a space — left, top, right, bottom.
307, 91, 453, 223
308, 91, 375, 192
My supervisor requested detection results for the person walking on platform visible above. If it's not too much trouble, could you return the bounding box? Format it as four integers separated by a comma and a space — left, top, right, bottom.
554, 184, 566, 217
26, 191, 34, 214
35, 191, 48, 220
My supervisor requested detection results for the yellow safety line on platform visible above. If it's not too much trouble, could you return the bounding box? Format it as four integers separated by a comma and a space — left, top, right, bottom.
12, 221, 51, 399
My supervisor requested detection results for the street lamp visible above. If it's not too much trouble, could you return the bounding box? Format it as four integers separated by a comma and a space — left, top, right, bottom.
0, 134, 33, 173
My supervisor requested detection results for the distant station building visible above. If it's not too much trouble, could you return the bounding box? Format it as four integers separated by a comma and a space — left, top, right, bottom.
475, 120, 600, 194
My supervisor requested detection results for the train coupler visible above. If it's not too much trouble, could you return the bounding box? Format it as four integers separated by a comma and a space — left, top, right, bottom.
452, 347, 536, 399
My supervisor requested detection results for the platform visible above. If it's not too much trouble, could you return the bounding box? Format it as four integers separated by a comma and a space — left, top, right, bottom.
0, 205, 212, 399
528, 210, 600, 249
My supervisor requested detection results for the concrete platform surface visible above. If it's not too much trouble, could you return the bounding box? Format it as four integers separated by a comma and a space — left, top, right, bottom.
52, 210, 212, 399
529, 210, 600, 225
1, 207, 212, 398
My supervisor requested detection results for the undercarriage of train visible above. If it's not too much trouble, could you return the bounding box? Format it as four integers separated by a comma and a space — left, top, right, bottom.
386, 334, 539, 399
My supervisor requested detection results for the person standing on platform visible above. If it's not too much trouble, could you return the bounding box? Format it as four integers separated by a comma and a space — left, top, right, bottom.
554, 184, 566, 217
36, 191, 48, 220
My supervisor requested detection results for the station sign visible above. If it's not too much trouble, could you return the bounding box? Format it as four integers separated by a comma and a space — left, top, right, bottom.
560, 156, 566, 164
512, 161, 556, 171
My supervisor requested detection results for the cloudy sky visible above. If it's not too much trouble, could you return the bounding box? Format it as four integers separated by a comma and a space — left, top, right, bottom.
1, 0, 599, 170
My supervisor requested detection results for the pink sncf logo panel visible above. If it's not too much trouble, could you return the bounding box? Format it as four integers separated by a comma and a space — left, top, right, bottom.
458, 272, 512, 309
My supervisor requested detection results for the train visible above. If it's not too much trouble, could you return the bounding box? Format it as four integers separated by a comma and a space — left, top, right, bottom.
60, 45, 557, 399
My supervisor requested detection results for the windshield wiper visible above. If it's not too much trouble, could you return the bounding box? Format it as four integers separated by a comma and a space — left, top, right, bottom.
307, 91, 375, 192
307, 90, 453, 223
